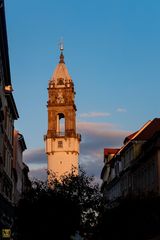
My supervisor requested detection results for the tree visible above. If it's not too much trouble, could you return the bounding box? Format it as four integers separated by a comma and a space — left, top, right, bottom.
95, 195, 160, 240
15, 168, 102, 240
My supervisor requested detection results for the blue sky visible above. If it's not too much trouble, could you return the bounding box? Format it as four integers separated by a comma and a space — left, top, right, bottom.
5, 0, 160, 179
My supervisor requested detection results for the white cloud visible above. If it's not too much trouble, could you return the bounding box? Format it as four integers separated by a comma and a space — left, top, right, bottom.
116, 108, 127, 113
79, 112, 111, 118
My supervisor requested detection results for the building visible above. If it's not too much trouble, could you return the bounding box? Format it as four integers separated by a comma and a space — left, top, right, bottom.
0, 0, 19, 228
13, 130, 30, 204
0, 0, 30, 229
0, 0, 18, 204
44, 47, 81, 180
101, 118, 160, 207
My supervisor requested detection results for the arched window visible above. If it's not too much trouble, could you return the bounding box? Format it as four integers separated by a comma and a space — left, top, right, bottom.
56, 113, 65, 135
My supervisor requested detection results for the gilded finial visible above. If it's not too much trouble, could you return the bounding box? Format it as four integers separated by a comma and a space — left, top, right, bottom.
59, 38, 64, 52
59, 38, 65, 63
60, 42, 64, 52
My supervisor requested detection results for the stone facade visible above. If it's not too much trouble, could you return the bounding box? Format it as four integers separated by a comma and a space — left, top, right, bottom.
45, 51, 81, 180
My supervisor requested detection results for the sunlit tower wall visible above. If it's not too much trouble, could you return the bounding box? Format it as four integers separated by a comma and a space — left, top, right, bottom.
44, 47, 81, 180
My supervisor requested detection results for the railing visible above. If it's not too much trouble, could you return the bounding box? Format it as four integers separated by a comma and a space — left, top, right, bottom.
44, 132, 81, 141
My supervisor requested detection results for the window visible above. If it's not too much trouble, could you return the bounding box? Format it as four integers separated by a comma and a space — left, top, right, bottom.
56, 113, 65, 134
57, 78, 64, 85
58, 141, 63, 148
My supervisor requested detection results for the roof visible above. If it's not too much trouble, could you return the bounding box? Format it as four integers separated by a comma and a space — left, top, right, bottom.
104, 148, 120, 156
134, 118, 160, 141
51, 52, 72, 83
123, 131, 138, 144
116, 118, 160, 156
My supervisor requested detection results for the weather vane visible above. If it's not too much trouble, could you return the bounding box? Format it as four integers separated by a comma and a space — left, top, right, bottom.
59, 38, 64, 52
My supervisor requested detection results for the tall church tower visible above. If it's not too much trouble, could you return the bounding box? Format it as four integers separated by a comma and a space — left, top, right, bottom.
45, 46, 81, 179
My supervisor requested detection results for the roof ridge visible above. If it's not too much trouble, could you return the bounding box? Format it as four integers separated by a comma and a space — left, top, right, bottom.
116, 120, 152, 155
131, 120, 152, 140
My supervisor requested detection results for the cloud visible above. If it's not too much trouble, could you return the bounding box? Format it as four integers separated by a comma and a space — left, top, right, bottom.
77, 122, 129, 149
28, 167, 47, 181
77, 122, 129, 180
116, 108, 127, 113
24, 122, 130, 181
24, 150, 47, 181
79, 112, 111, 118
24, 148, 47, 164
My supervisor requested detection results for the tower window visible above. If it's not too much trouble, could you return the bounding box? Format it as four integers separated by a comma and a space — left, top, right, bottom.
57, 78, 64, 85
56, 113, 65, 134
58, 141, 63, 148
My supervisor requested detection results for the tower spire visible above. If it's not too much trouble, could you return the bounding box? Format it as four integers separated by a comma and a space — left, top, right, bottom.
45, 47, 81, 181
59, 40, 64, 63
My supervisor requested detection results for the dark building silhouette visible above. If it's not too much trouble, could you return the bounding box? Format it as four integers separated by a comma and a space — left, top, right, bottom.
101, 118, 160, 207
0, 0, 30, 230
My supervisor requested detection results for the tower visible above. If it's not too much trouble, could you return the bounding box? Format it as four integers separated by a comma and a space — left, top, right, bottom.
44, 46, 81, 180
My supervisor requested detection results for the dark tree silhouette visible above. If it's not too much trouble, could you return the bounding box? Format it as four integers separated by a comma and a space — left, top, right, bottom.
15, 168, 102, 240
95, 195, 160, 240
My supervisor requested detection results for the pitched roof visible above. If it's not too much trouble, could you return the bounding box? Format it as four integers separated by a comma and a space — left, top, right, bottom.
116, 118, 160, 156
123, 131, 138, 144
104, 148, 120, 156
134, 118, 160, 141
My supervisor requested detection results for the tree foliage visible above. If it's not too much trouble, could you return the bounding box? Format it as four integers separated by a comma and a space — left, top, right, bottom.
95, 195, 160, 240
15, 168, 102, 240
